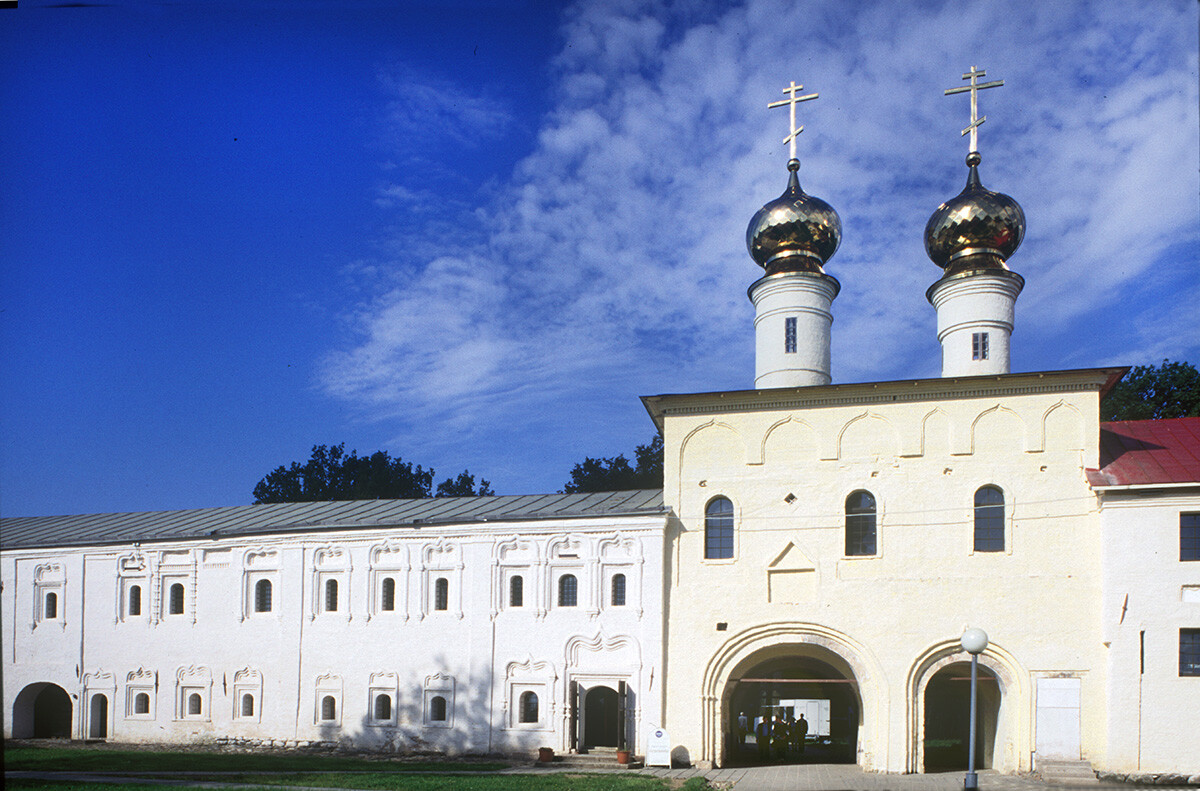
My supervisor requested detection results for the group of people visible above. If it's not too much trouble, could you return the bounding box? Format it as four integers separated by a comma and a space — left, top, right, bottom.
737, 710, 810, 761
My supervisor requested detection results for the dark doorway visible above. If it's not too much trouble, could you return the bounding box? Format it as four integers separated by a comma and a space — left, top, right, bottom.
726, 655, 860, 766
12, 683, 73, 738
923, 663, 1000, 772
583, 686, 619, 749
88, 693, 109, 739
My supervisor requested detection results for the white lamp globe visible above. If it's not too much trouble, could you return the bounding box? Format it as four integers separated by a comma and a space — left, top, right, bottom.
961, 627, 989, 655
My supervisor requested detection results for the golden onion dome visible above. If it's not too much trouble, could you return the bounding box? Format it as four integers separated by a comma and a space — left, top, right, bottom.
747, 158, 841, 275
925, 152, 1025, 274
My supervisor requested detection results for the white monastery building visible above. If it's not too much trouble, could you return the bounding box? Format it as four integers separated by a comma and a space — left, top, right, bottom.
3, 72, 1198, 779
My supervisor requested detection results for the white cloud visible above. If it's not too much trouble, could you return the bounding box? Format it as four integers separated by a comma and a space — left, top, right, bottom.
322, 0, 1199, 491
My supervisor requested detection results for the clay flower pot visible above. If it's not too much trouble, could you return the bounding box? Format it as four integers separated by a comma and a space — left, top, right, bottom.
616, 749, 631, 764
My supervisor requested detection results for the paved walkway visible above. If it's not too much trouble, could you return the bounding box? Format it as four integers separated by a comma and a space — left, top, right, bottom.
10, 765, 1197, 791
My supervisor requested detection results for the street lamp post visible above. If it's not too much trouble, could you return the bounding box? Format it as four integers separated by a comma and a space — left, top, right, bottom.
960, 628, 989, 791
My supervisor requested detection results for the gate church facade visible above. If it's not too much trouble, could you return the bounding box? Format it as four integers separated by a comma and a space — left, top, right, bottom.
4, 75, 1199, 777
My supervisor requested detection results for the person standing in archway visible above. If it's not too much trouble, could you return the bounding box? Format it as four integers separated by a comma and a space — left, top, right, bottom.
796, 713, 809, 757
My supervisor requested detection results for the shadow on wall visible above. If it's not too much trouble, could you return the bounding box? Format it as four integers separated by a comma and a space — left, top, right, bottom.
321, 653, 535, 757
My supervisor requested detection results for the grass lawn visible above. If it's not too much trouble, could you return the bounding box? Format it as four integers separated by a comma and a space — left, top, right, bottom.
8, 779, 680, 791
4, 745, 508, 773
5, 745, 708, 791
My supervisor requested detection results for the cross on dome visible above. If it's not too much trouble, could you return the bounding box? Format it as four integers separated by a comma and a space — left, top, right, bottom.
944, 65, 1004, 155
767, 80, 819, 161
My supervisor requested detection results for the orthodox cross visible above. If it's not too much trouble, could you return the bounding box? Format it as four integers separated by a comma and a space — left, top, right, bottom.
944, 65, 1004, 154
768, 80, 819, 160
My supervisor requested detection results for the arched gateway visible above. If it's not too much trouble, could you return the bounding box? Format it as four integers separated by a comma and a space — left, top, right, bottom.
11, 682, 73, 738
702, 624, 885, 769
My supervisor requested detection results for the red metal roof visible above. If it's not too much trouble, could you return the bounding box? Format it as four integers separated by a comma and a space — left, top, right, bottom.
1087, 418, 1200, 487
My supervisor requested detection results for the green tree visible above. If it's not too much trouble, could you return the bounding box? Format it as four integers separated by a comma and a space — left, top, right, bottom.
561, 435, 663, 493
1101, 360, 1200, 421
252, 444, 492, 504
435, 471, 496, 497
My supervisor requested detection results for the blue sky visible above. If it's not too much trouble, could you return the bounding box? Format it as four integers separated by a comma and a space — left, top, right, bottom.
2, 0, 1197, 518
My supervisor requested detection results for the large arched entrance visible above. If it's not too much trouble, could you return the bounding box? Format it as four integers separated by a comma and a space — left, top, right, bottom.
723, 645, 861, 766
11, 683, 73, 738
922, 662, 1000, 772
582, 685, 619, 749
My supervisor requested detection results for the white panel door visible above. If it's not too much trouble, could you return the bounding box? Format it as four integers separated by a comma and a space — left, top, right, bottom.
1036, 677, 1081, 760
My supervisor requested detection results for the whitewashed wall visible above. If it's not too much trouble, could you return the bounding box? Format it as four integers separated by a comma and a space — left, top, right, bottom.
1100, 489, 1200, 775
2, 514, 666, 756
655, 371, 1110, 773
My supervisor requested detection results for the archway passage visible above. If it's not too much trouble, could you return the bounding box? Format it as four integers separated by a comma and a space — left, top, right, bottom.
725, 651, 861, 766
89, 693, 109, 739
923, 662, 999, 772
12, 683, 72, 738
583, 686, 619, 749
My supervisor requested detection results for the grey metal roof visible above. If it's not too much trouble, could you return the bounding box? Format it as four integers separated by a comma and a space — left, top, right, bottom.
0, 490, 667, 551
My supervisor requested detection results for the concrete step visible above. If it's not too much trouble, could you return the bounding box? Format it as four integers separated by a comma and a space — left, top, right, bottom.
1037, 759, 1099, 785
536, 748, 642, 770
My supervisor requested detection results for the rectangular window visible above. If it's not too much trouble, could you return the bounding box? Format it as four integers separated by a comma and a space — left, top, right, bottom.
972, 332, 989, 360
784, 317, 797, 354
1181, 629, 1200, 676
1182, 513, 1200, 561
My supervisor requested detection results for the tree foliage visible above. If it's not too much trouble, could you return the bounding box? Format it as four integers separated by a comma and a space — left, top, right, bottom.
1101, 360, 1200, 421
561, 435, 663, 493
252, 444, 493, 504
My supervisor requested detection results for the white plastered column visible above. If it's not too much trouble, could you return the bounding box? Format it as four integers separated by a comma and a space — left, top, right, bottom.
749, 271, 840, 388
927, 270, 1023, 377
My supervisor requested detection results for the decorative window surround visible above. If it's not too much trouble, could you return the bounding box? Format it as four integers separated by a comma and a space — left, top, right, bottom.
368, 671, 399, 726
314, 672, 343, 725
116, 553, 148, 625
311, 546, 351, 622
33, 562, 66, 630
493, 536, 539, 618
175, 665, 211, 721
125, 667, 156, 719
505, 657, 556, 730
421, 540, 463, 620
242, 548, 281, 621
369, 542, 408, 621
423, 673, 455, 728
232, 668, 262, 722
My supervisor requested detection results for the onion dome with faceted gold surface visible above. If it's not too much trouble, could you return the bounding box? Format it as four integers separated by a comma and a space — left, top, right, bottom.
925, 152, 1025, 275
747, 158, 841, 276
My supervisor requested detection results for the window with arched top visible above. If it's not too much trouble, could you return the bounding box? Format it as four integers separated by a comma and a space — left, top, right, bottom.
241, 694, 254, 717
430, 695, 447, 721
434, 577, 449, 611
519, 691, 538, 723
128, 585, 142, 616
374, 694, 392, 721
705, 496, 735, 559
558, 574, 578, 607
974, 485, 1005, 552
134, 693, 150, 715
169, 583, 185, 615
44, 591, 58, 620
509, 575, 524, 607
324, 579, 338, 613
381, 577, 395, 611
187, 693, 202, 716
320, 695, 337, 721
845, 490, 877, 556
254, 579, 272, 613
611, 574, 626, 607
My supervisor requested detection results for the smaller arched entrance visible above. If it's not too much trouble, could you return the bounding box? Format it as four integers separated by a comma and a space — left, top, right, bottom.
582, 686, 619, 749
88, 693, 109, 739
922, 662, 1000, 772
11, 683, 73, 738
